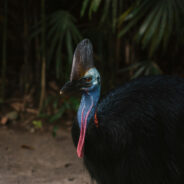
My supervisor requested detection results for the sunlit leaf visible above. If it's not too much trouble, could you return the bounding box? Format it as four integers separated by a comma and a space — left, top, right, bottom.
118, 5, 134, 26
32, 120, 43, 129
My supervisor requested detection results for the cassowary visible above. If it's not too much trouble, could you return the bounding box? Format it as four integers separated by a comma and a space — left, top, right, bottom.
60, 39, 184, 184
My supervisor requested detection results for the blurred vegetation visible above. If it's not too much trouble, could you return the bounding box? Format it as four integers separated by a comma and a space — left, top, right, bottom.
0, 0, 184, 126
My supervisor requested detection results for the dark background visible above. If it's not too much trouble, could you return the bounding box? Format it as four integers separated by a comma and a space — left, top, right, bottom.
0, 0, 184, 131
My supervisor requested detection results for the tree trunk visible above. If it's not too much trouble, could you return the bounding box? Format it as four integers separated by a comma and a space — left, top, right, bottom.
39, 0, 46, 112
1, 0, 8, 102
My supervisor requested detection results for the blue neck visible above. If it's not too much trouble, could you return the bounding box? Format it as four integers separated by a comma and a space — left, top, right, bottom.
77, 85, 100, 129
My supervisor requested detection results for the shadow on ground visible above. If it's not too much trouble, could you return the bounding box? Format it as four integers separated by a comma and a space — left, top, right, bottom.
0, 127, 91, 184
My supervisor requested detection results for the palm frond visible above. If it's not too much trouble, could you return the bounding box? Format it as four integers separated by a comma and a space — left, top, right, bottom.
81, 0, 90, 16
47, 10, 82, 79
81, 0, 122, 31
89, 0, 102, 18
112, 0, 117, 31
118, 0, 184, 56
121, 60, 162, 79
100, 0, 111, 23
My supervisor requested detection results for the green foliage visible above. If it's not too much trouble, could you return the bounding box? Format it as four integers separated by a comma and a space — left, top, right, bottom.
120, 61, 162, 79
81, 0, 102, 18
32, 120, 43, 129
131, 61, 162, 78
30, 10, 82, 80
1, 0, 184, 131
81, 0, 90, 17
89, 0, 102, 18
52, 125, 58, 137
39, 96, 79, 123
47, 10, 82, 79
118, 0, 184, 56
81, 0, 122, 30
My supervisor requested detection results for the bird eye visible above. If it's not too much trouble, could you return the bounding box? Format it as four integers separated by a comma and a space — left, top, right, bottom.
85, 77, 92, 82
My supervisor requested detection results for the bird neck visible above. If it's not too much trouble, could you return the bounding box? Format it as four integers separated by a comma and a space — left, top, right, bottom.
77, 85, 100, 129
76, 84, 100, 157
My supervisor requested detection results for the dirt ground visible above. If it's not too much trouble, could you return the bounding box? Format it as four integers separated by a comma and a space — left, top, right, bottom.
0, 126, 92, 184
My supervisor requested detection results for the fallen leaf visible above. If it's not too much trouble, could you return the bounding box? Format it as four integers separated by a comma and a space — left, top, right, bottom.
26, 108, 38, 114
1, 117, 8, 125
21, 144, 35, 150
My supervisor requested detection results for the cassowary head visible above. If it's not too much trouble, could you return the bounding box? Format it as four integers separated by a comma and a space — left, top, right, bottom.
60, 39, 100, 95
60, 39, 101, 158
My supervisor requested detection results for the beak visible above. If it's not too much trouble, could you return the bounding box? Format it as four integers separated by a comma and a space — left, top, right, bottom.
60, 81, 78, 96
60, 77, 92, 96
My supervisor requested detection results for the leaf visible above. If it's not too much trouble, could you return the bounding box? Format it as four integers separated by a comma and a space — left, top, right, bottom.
151, 62, 162, 74
38, 113, 50, 118
149, 7, 167, 56
118, 0, 153, 37
163, 1, 173, 48
49, 107, 65, 123
81, 0, 90, 16
112, 0, 117, 31
32, 120, 42, 129
132, 65, 146, 79
100, 0, 111, 23
144, 65, 151, 76
119, 62, 142, 73
1, 116, 8, 125
123, 0, 150, 22
89, 0, 102, 19
53, 99, 58, 109
141, 3, 162, 50
136, 5, 159, 41
46, 10, 81, 76
118, 5, 134, 26
21, 145, 34, 150
147, 6, 164, 56
52, 126, 58, 137
118, 18, 139, 37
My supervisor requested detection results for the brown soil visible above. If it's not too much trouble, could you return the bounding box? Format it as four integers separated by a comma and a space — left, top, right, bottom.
0, 126, 92, 184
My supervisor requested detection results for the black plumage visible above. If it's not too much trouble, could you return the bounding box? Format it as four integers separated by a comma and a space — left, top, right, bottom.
60, 39, 184, 184
72, 75, 184, 184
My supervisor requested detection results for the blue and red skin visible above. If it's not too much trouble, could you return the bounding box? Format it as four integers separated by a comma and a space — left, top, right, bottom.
77, 84, 100, 157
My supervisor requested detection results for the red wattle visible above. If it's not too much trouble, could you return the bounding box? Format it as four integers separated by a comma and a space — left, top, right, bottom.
77, 120, 87, 158
77, 105, 85, 158
77, 95, 94, 158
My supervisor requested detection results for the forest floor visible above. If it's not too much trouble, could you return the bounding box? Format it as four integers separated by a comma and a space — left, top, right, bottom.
0, 125, 92, 184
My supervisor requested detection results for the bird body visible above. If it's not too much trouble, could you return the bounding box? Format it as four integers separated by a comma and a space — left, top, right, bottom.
72, 75, 184, 184
61, 39, 184, 184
